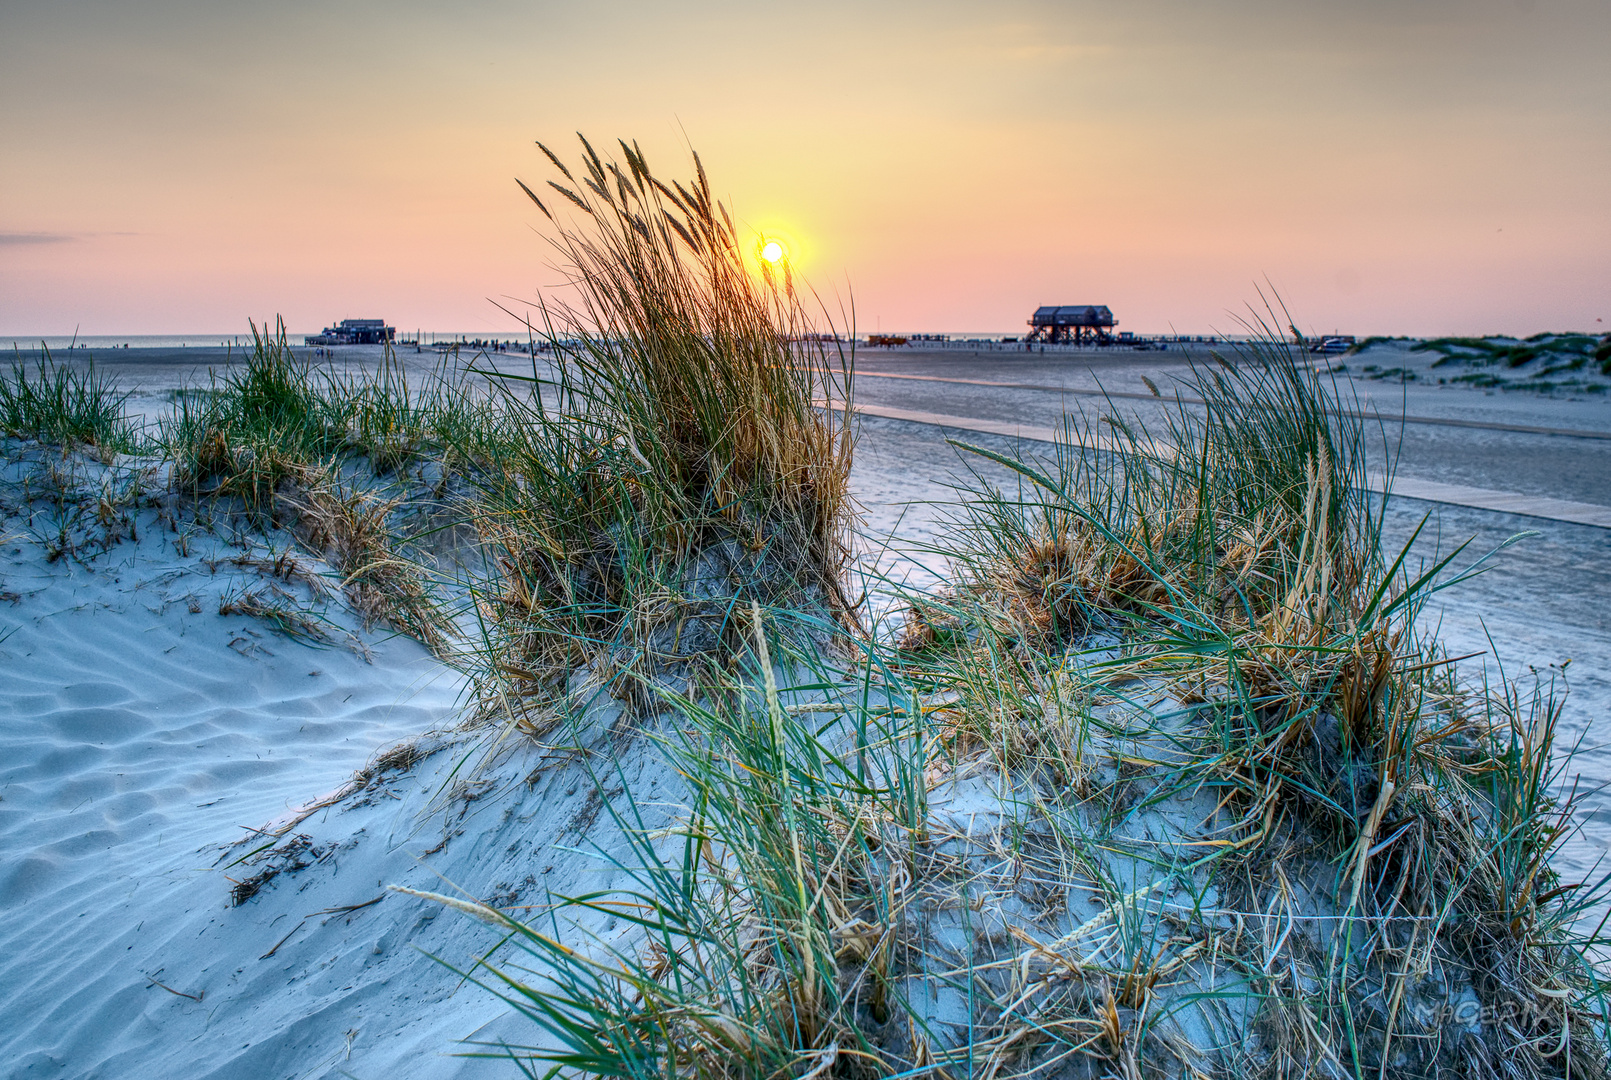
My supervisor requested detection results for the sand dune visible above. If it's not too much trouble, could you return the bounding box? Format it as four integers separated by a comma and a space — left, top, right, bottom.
0, 447, 661, 1078
3, 365, 1608, 1076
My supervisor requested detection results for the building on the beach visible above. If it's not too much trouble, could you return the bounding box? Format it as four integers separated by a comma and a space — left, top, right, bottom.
1027, 304, 1116, 345
305, 319, 396, 346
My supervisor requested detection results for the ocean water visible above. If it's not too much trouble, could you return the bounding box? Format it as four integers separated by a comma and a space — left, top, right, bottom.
3, 332, 569, 352
2, 334, 275, 351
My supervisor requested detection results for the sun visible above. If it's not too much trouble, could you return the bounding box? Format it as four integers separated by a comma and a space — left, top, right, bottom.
759, 239, 786, 264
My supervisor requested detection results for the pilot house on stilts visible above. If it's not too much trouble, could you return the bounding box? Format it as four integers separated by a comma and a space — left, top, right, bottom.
1027, 305, 1116, 345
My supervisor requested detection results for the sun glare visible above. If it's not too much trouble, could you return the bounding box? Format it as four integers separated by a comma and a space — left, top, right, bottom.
760, 239, 786, 264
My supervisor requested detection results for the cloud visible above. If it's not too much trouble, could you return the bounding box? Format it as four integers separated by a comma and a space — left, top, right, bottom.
0, 232, 75, 245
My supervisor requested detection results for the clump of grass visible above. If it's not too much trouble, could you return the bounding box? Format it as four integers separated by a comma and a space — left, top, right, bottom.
218, 582, 332, 645
1364, 365, 1417, 381
406, 615, 932, 1077
288, 475, 452, 654
160, 320, 488, 505
151, 320, 490, 654
909, 322, 1380, 658
889, 321, 1611, 1076
467, 135, 856, 720
344, 348, 504, 474
160, 320, 338, 512
0, 347, 141, 453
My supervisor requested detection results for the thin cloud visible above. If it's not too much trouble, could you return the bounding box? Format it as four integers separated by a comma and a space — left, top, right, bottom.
0, 232, 76, 245
0, 231, 140, 246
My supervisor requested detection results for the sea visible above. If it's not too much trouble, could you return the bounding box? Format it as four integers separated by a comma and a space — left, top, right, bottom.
2, 334, 277, 351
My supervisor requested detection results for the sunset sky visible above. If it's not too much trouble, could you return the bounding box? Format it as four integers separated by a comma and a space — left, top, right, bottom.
2, 0, 1607, 338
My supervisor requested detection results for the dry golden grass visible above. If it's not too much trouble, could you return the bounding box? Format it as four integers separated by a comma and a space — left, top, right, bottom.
286, 474, 453, 656
466, 136, 856, 721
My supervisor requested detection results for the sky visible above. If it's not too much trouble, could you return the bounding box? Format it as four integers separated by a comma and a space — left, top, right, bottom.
2, 0, 1608, 338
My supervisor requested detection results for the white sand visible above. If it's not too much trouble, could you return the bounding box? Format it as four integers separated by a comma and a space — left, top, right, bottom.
0, 446, 667, 1078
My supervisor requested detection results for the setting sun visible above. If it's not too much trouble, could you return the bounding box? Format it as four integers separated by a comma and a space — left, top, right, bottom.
759, 239, 786, 264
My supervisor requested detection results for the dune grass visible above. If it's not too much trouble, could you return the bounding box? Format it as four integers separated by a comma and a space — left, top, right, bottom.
286, 478, 454, 654
414, 617, 928, 1078
159, 318, 491, 509
0, 347, 141, 453
150, 319, 496, 650
462, 135, 856, 724
909, 335, 1381, 655
1414, 333, 1609, 378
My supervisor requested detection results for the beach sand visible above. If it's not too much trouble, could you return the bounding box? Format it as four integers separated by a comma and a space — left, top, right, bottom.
0, 447, 556, 1077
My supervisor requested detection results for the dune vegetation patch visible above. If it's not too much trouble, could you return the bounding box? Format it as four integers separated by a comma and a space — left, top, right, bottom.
1408, 333, 1611, 393
0, 349, 140, 454
886, 340, 1609, 1077
1, 330, 479, 657
461, 136, 857, 727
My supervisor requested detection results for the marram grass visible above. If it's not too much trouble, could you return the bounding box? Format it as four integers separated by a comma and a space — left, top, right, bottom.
462, 134, 857, 724
0, 346, 140, 453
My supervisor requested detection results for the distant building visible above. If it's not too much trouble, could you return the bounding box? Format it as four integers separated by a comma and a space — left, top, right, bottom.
305, 319, 396, 346
1027, 305, 1116, 345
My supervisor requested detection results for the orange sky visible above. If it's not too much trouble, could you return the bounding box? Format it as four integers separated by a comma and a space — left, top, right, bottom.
2, 0, 1607, 337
